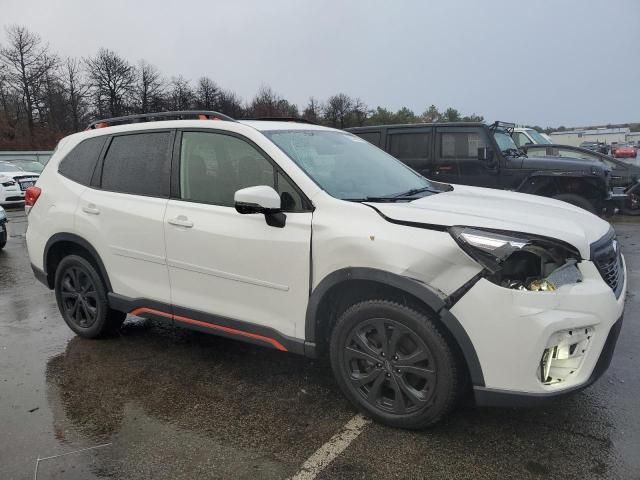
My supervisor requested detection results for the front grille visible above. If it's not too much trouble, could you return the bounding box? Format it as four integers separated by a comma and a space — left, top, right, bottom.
591, 229, 624, 298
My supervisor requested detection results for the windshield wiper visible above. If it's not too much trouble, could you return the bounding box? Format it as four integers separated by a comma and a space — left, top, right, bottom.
344, 196, 416, 203
391, 186, 439, 197
344, 186, 441, 203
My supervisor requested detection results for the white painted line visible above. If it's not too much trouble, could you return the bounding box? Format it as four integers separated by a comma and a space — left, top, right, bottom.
34, 443, 112, 480
290, 414, 370, 480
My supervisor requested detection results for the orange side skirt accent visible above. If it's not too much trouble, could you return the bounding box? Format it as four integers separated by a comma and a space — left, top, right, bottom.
129, 307, 288, 352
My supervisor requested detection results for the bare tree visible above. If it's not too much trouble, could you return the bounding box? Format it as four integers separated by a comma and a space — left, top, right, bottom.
247, 85, 297, 118
0, 25, 56, 136
167, 76, 193, 111
351, 98, 368, 127
324, 93, 353, 129
217, 89, 244, 118
62, 58, 90, 130
194, 76, 220, 110
135, 60, 164, 113
302, 97, 322, 123
85, 48, 136, 117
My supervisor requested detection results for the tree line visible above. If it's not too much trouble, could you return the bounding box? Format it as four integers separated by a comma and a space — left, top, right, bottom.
0, 25, 485, 150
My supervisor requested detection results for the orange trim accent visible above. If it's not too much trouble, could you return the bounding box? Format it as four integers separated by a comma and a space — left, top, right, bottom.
130, 307, 172, 319
129, 308, 287, 351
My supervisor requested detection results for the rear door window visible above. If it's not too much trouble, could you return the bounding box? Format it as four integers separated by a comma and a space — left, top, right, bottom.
387, 130, 431, 175
354, 131, 382, 147
58, 136, 107, 186
100, 132, 172, 197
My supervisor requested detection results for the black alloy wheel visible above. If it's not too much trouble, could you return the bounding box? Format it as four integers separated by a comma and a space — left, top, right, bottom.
330, 300, 460, 429
343, 318, 436, 414
60, 265, 99, 328
54, 255, 125, 338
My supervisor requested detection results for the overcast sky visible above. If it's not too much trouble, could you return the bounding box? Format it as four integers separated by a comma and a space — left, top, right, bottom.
2, 0, 638, 127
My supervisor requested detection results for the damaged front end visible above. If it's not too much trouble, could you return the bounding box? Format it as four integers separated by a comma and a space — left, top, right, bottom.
449, 226, 582, 292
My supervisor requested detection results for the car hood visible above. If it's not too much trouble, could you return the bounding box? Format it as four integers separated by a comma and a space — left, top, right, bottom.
523, 154, 606, 172
366, 185, 610, 259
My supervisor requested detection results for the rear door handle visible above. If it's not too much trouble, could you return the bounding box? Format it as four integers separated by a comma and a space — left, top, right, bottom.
168, 216, 194, 228
82, 204, 100, 215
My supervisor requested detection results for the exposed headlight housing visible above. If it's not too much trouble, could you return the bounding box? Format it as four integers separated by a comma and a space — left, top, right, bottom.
449, 226, 582, 291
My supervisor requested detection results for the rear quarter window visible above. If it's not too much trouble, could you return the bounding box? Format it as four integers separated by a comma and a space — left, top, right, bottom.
58, 136, 107, 186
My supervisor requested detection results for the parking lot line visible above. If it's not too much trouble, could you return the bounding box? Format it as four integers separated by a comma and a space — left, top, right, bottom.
290, 414, 370, 480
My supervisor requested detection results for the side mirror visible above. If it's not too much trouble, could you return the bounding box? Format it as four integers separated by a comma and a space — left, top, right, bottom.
234, 185, 281, 214
234, 186, 286, 228
477, 147, 495, 163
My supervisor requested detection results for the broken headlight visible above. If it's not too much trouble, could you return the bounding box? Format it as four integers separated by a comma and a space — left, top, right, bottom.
449, 227, 582, 291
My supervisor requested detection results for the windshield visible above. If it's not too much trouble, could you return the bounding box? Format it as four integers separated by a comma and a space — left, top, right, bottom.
9, 160, 43, 173
493, 130, 519, 153
263, 130, 434, 200
526, 129, 551, 144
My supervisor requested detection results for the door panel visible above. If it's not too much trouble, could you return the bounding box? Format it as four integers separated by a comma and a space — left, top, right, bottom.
76, 130, 173, 303
165, 129, 312, 339
77, 189, 170, 302
164, 202, 311, 338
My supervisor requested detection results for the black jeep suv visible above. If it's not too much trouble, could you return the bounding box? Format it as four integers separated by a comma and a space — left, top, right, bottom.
347, 121, 613, 213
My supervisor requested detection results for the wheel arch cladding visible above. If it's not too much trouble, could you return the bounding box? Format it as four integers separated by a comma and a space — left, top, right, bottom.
43, 233, 112, 291
306, 267, 485, 386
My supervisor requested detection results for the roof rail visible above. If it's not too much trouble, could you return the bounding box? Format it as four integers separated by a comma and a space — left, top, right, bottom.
246, 117, 317, 125
86, 110, 236, 130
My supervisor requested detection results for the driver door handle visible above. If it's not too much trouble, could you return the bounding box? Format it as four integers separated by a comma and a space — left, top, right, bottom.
168, 216, 194, 228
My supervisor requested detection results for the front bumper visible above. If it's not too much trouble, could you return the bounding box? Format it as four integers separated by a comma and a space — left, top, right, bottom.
450, 256, 626, 404
474, 314, 623, 406
0, 186, 25, 205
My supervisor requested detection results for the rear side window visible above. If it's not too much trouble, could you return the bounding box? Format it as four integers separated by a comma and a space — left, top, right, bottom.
389, 132, 430, 160
101, 132, 172, 197
58, 136, 106, 186
355, 131, 381, 147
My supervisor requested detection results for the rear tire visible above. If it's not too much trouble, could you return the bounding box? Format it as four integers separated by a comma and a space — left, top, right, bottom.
54, 255, 125, 338
552, 193, 596, 214
329, 300, 460, 429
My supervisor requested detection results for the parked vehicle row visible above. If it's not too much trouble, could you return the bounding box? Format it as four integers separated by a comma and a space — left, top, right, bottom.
25, 111, 625, 428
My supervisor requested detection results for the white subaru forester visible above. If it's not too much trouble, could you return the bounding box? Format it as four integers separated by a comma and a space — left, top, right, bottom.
25, 111, 626, 428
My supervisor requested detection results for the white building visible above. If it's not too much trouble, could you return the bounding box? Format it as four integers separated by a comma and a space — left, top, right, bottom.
549, 127, 630, 147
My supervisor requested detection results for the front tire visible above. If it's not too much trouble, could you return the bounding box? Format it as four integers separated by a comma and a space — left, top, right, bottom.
54, 255, 125, 338
552, 193, 596, 214
329, 300, 460, 429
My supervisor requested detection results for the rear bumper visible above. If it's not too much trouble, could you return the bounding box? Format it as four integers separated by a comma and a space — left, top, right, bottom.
474, 314, 623, 406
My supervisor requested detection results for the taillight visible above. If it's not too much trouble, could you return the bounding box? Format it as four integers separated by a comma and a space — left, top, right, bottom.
25, 186, 41, 207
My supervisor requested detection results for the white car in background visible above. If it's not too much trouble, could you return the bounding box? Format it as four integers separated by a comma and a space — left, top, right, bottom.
0, 161, 40, 206
512, 127, 552, 147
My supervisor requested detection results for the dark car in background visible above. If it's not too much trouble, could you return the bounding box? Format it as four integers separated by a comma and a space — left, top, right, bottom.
347, 121, 614, 214
523, 143, 640, 215
580, 141, 609, 155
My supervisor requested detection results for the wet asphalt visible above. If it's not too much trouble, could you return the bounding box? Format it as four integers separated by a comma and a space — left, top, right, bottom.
0, 207, 639, 480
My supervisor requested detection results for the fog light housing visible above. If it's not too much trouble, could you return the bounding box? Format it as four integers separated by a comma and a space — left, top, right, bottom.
539, 327, 593, 384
